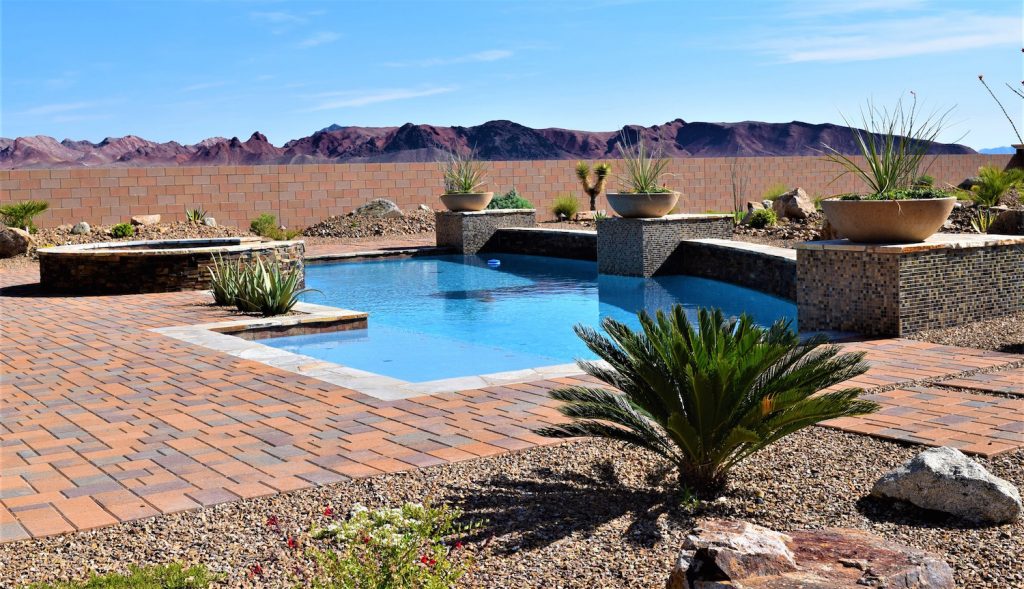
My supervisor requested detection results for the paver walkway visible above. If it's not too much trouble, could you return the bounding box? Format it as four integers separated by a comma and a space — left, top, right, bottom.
2, 242, 1023, 543
943, 366, 1024, 397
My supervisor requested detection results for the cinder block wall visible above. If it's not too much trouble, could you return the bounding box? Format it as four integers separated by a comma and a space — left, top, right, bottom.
0, 154, 1008, 229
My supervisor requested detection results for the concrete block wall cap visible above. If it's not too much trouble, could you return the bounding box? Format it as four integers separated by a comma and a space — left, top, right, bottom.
38, 237, 305, 257
498, 227, 597, 236
685, 237, 797, 260
436, 209, 535, 216
794, 233, 1024, 254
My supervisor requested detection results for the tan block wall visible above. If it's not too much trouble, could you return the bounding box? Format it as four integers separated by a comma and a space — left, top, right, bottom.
0, 155, 1010, 229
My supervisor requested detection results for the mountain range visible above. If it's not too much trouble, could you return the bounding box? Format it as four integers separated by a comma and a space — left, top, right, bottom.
0, 119, 976, 169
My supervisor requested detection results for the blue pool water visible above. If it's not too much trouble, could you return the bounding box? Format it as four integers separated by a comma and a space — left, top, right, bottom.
261, 254, 796, 382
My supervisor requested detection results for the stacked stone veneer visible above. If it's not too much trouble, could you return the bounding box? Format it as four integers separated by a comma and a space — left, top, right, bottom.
796, 235, 1024, 336
489, 227, 597, 260
39, 238, 305, 294
669, 239, 796, 299
597, 214, 733, 277
435, 209, 536, 254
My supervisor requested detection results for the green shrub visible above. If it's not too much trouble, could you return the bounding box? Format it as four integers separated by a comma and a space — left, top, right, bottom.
0, 200, 49, 232
537, 307, 877, 496
551, 194, 580, 219
233, 256, 316, 316
185, 206, 207, 224
250, 213, 299, 240
487, 188, 533, 210
746, 208, 777, 228
440, 149, 488, 194
731, 209, 745, 226
27, 563, 218, 589
110, 222, 135, 238
970, 166, 1024, 207
763, 183, 788, 199
309, 502, 480, 589
837, 187, 957, 201
912, 174, 935, 187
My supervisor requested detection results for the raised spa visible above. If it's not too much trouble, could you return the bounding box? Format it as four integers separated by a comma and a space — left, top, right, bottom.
38, 237, 304, 294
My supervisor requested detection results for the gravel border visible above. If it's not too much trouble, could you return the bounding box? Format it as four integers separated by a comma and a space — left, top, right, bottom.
908, 311, 1024, 355
1, 428, 1020, 589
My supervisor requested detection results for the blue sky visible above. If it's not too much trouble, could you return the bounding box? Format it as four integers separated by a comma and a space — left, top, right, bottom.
2, 0, 1021, 149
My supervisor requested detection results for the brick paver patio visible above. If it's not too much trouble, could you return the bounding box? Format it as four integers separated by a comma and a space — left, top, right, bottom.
2, 243, 1023, 543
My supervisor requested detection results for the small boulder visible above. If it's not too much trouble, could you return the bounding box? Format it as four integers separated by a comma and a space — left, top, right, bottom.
418, 203, 432, 212
958, 176, 981, 190
871, 446, 1022, 524
746, 201, 764, 213
771, 187, 815, 220
819, 217, 840, 240
0, 226, 34, 258
987, 209, 1024, 235
203, 217, 217, 227
71, 221, 91, 235
130, 214, 161, 226
667, 519, 954, 589
354, 198, 403, 218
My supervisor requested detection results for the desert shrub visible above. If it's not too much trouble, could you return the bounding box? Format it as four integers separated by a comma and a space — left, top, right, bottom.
185, 206, 207, 224
0, 200, 49, 233
207, 255, 242, 306
440, 149, 488, 194
837, 187, 957, 201
731, 209, 745, 226
551, 194, 580, 219
912, 174, 935, 187
970, 166, 1024, 207
309, 502, 480, 589
616, 134, 671, 193
250, 213, 299, 240
746, 208, 777, 228
763, 183, 788, 199
537, 306, 877, 496
27, 563, 218, 589
487, 188, 533, 210
233, 256, 316, 316
110, 222, 135, 238
970, 208, 998, 233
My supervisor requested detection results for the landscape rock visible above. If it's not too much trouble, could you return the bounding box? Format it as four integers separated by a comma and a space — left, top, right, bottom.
958, 176, 981, 190
871, 446, 1022, 524
746, 201, 764, 213
354, 198, 403, 218
418, 204, 432, 212
771, 187, 815, 220
203, 217, 217, 227
987, 209, 1024, 235
130, 214, 161, 226
71, 221, 91, 235
0, 226, 34, 258
819, 217, 840, 240
667, 519, 955, 589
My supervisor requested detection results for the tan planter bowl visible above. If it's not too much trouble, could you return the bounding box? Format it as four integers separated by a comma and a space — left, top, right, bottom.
606, 191, 680, 218
820, 197, 955, 243
440, 192, 493, 212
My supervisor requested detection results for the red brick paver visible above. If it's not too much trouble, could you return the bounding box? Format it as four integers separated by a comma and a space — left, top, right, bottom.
943, 366, 1024, 397
2, 247, 1023, 543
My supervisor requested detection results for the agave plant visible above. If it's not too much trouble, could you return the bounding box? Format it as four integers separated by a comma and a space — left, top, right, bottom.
0, 200, 49, 232
208, 254, 242, 306
185, 206, 208, 225
969, 208, 998, 234
537, 307, 878, 496
234, 256, 318, 316
440, 149, 488, 194
616, 134, 671, 193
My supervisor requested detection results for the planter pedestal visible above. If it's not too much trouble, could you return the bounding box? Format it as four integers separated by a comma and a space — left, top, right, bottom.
796, 234, 1024, 336
435, 209, 536, 254
596, 214, 733, 277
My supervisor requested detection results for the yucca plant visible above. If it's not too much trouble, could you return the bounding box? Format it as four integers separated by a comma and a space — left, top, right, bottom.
537, 307, 878, 496
208, 254, 242, 305
616, 134, 672, 193
971, 166, 1024, 207
185, 206, 207, 224
822, 96, 954, 197
576, 161, 612, 210
234, 256, 318, 316
0, 200, 49, 232
440, 149, 488, 194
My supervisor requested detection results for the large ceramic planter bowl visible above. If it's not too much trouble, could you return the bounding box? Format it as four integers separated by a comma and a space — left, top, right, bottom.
606, 191, 680, 218
820, 197, 955, 243
440, 192, 493, 212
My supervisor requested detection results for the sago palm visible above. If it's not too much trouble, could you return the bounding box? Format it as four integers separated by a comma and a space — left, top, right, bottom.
537, 307, 878, 496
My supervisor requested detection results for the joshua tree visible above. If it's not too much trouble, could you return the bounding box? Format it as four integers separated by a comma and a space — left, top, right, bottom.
575, 161, 612, 211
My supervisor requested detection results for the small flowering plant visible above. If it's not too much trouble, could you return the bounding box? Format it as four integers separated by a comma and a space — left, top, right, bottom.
307, 501, 481, 589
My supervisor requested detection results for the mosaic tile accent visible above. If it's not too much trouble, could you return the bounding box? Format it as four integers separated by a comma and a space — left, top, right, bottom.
490, 227, 596, 260
669, 238, 796, 299
435, 209, 536, 254
596, 214, 733, 277
796, 235, 1024, 336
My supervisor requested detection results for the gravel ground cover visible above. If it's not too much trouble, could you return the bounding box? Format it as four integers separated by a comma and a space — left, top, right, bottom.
302, 210, 434, 239
1, 429, 1020, 589
909, 312, 1024, 354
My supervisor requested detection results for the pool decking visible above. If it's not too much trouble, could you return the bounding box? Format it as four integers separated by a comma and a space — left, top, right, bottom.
1, 240, 1022, 543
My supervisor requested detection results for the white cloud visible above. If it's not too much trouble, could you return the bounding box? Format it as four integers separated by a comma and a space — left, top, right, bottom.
385, 49, 513, 67
20, 101, 104, 116
181, 81, 229, 92
297, 31, 341, 48
304, 87, 456, 111
761, 13, 1019, 63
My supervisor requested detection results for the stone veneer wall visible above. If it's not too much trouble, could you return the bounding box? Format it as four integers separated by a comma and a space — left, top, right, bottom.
488, 228, 597, 260
797, 237, 1024, 336
39, 240, 304, 294
1, 154, 1009, 229
435, 210, 536, 254
668, 239, 797, 300
597, 215, 733, 277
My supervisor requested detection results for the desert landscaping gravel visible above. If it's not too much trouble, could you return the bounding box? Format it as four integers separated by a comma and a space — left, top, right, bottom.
1, 428, 1020, 589
910, 312, 1024, 355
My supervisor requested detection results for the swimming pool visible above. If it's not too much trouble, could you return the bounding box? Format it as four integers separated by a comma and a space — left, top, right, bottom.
260, 254, 796, 383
